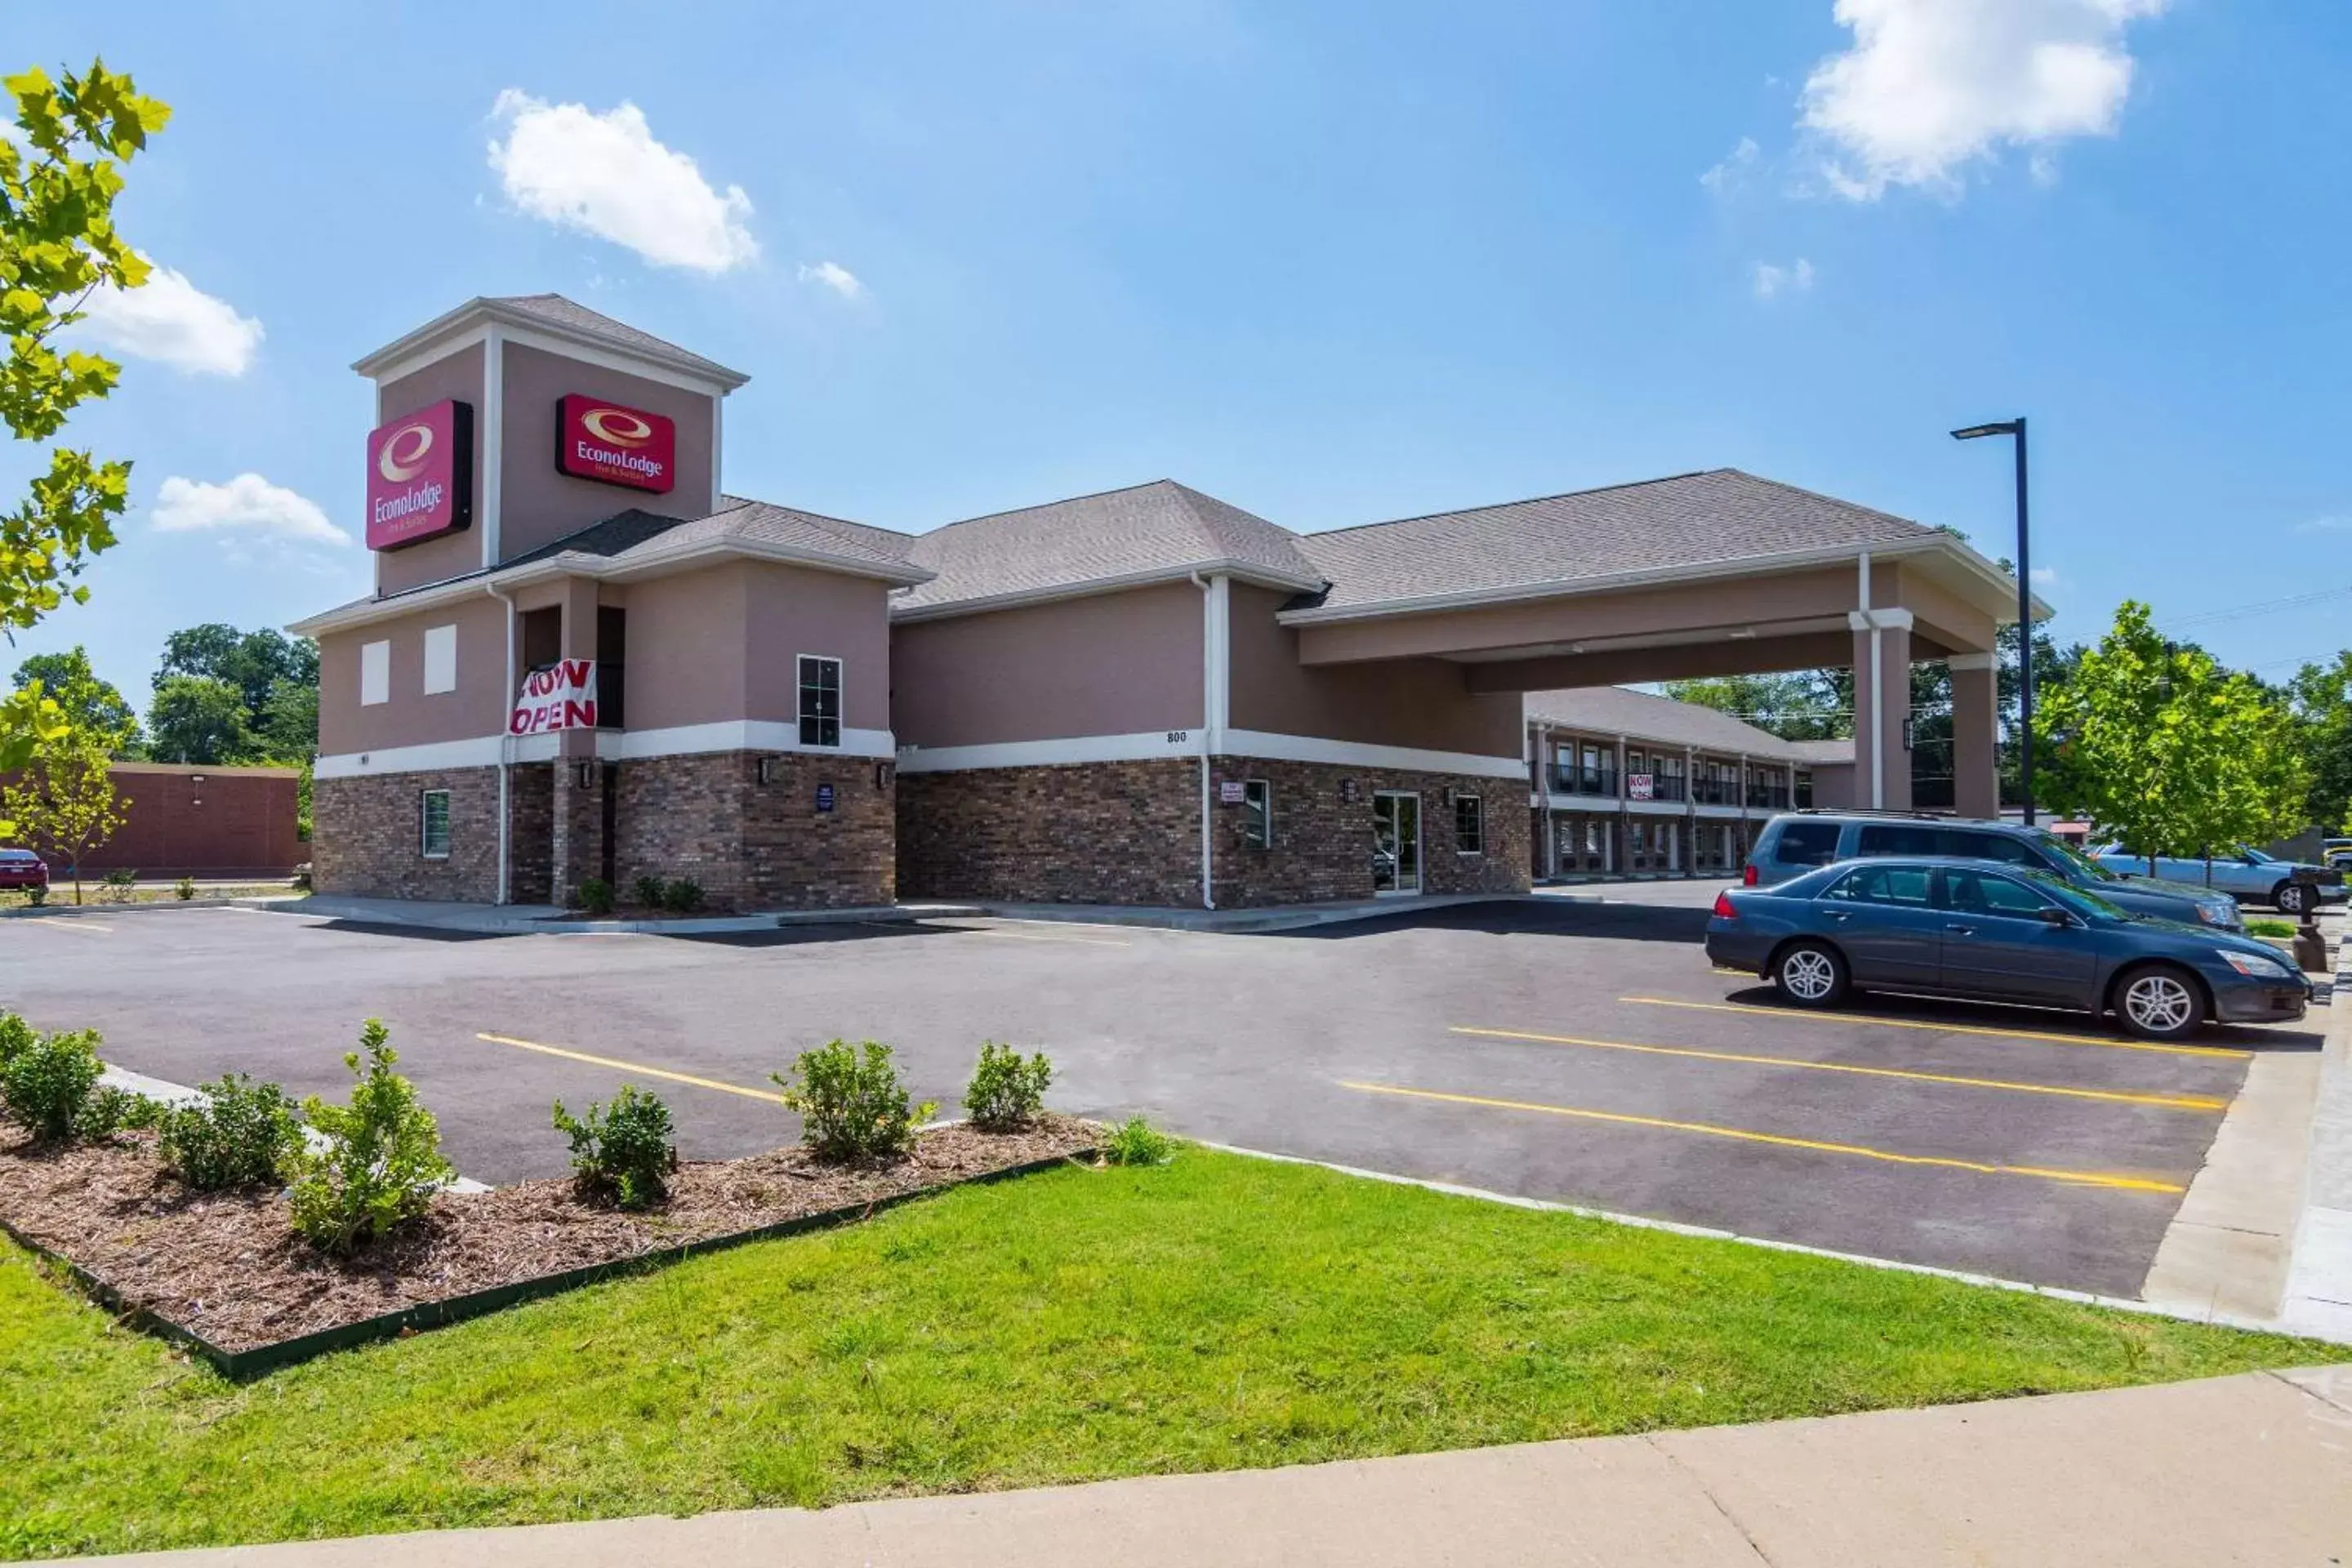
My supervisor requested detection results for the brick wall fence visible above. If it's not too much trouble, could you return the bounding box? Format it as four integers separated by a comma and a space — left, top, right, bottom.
4, 763, 305, 878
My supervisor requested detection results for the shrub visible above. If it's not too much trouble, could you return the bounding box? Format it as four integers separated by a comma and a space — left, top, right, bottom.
1100, 1116, 1174, 1167
551, 1085, 676, 1209
0, 1025, 152, 1141
158, 1074, 305, 1191
662, 877, 705, 914
631, 874, 666, 908
24, 884, 44, 906
964, 1042, 1053, 1131
292, 862, 313, 892
0, 1013, 33, 1070
772, 1040, 936, 1164
286, 1020, 454, 1254
99, 866, 136, 903
174, 875, 196, 901
577, 876, 615, 916
2246, 917, 2296, 938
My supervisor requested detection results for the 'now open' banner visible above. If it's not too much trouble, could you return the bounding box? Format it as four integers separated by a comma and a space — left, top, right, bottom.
511, 661, 597, 735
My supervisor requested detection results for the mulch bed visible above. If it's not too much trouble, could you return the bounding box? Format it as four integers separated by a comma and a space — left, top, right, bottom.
0, 1115, 1098, 1359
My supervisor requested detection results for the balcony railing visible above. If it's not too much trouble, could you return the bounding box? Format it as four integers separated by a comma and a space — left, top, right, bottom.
1550, 764, 1618, 797
1693, 779, 1736, 805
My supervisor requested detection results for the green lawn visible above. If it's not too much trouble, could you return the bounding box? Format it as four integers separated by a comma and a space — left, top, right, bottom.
3, 1147, 2341, 1560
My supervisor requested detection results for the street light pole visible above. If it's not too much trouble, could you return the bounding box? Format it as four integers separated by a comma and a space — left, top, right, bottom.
1951, 417, 2035, 826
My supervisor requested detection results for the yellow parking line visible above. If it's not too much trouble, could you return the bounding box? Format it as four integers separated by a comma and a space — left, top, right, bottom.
1337, 1081, 2185, 1195
478, 1032, 786, 1104
24, 916, 110, 933
1619, 996, 2247, 1060
1450, 1027, 2228, 1112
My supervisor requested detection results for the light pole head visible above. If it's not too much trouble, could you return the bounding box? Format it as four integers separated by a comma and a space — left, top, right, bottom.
1950, 421, 2024, 441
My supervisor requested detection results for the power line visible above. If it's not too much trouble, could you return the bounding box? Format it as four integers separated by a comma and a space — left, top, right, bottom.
2163, 585, 2352, 631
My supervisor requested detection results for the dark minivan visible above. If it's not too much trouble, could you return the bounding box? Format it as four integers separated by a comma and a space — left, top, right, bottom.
1744, 812, 2244, 933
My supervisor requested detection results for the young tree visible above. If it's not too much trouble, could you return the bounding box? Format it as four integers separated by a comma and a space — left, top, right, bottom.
145, 674, 255, 764
11, 647, 139, 754
2287, 652, 2352, 833
2, 715, 124, 904
0, 63, 170, 774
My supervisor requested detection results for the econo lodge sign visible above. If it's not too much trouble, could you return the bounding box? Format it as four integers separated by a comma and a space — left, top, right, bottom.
365, 399, 474, 550
556, 395, 675, 493
510, 661, 598, 735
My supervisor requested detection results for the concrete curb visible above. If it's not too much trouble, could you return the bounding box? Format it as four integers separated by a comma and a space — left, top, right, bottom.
2278, 951, 2352, 1339
1, 895, 308, 920
969, 892, 1530, 934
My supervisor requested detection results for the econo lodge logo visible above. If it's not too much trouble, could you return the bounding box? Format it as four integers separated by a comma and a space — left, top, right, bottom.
376, 421, 435, 483
578, 406, 655, 448
363, 399, 470, 551
558, 394, 675, 494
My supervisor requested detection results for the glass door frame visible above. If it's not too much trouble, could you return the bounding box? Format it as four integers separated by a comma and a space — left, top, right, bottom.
1372, 790, 1423, 896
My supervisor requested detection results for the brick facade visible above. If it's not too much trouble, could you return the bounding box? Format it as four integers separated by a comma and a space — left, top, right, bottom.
313, 767, 502, 902
897, 759, 1199, 905
1209, 756, 1530, 907
611, 750, 894, 912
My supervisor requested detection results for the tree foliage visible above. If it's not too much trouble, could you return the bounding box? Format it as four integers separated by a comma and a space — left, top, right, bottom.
1, 705, 124, 904
0, 62, 169, 773
11, 646, 138, 754
145, 674, 255, 764
2037, 601, 2307, 862
147, 622, 316, 764
2287, 652, 2352, 834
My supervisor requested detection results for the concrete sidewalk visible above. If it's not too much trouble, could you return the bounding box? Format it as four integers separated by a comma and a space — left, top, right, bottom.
79, 1368, 2352, 1566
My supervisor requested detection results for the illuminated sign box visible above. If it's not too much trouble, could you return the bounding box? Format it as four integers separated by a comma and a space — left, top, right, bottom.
556, 395, 675, 493
365, 399, 474, 550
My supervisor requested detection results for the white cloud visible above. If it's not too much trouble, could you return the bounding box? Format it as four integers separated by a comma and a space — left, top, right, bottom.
71, 263, 262, 376
796, 261, 865, 300
488, 90, 758, 272
1699, 136, 1762, 194
2297, 515, 2352, 534
152, 474, 349, 547
1753, 258, 1816, 298
1801, 0, 2167, 199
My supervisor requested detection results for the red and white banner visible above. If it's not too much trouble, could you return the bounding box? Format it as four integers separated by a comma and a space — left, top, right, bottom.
1627, 773, 1654, 801
510, 661, 598, 735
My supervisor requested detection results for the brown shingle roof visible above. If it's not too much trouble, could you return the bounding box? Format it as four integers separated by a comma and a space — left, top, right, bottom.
488, 293, 746, 383
1294, 469, 1939, 615
1524, 684, 1853, 764
894, 479, 1324, 615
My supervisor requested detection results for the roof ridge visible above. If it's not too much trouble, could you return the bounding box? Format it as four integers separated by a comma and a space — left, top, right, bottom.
720, 492, 919, 542
926, 478, 1178, 533
1307, 470, 1724, 538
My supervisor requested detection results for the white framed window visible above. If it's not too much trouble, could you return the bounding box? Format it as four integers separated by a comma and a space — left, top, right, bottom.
359, 639, 390, 706
1454, 794, 1484, 854
418, 789, 451, 858
1241, 779, 1272, 848
797, 655, 842, 747
422, 625, 457, 695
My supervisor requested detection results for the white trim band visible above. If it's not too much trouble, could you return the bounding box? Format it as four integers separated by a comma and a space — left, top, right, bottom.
893, 727, 1527, 780
318, 724, 894, 778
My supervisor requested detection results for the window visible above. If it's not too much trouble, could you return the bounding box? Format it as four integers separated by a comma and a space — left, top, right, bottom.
797, 656, 842, 747
1242, 780, 1272, 848
1944, 868, 2053, 918
359, 639, 390, 706
1944, 830, 2042, 868
1773, 820, 1844, 866
418, 790, 451, 858
1824, 863, 1933, 907
1855, 824, 1944, 858
422, 625, 457, 695
1454, 794, 1484, 854
597, 606, 627, 728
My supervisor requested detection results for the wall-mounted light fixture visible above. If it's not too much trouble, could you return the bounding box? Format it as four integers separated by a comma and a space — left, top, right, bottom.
576, 760, 597, 790
757, 756, 777, 786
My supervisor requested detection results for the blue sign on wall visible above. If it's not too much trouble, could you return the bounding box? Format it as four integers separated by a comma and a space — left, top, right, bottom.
815, 782, 836, 813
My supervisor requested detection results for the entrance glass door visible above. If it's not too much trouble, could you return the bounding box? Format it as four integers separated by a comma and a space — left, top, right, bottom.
1372, 791, 1421, 894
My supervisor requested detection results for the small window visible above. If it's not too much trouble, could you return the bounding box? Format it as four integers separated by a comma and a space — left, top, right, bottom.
422, 625, 457, 695
418, 790, 451, 858
1824, 863, 1933, 907
797, 656, 842, 747
1773, 821, 1843, 866
1454, 794, 1484, 854
1242, 780, 1272, 848
359, 639, 390, 706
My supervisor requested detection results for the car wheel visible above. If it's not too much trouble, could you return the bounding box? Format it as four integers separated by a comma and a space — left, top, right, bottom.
2274, 881, 2309, 917
2114, 964, 2204, 1042
1774, 941, 1849, 1009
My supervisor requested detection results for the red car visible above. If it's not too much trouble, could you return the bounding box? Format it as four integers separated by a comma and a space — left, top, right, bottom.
0, 849, 50, 893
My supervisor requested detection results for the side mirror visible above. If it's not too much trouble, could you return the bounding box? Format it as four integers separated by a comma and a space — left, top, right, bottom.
2037, 906, 2076, 928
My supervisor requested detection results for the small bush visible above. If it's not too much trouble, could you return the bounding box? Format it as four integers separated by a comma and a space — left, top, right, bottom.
292, 862, 313, 892
2246, 917, 2296, 938
1100, 1116, 1174, 1167
631, 874, 666, 908
0, 1013, 33, 1070
551, 1085, 676, 1209
662, 878, 706, 913
174, 875, 196, 901
577, 876, 615, 916
286, 1020, 455, 1254
158, 1074, 304, 1191
964, 1042, 1052, 1131
24, 884, 44, 906
99, 866, 136, 903
773, 1040, 936, 1164
0, 1025, 152, 1142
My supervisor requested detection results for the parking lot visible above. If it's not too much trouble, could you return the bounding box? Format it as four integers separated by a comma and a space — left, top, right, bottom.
0, 888, 2321, 1298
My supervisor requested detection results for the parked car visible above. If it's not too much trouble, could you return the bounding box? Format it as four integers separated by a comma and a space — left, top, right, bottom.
0, 849, 48, 894
1705, 857, 2308, 1041
2087, 844, 2346, 918
1743, 812, 2244, 932
2319, 839, 2352, 873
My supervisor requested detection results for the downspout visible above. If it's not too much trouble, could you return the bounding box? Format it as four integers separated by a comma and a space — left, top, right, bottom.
488, 581, 517, 906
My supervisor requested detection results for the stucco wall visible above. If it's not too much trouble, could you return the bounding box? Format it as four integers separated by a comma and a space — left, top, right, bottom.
741, 562, 893, 733
373, 343, 487, 595
891, 583, 1204, 749
318, 593, 510, 755
497, 341, 719, 564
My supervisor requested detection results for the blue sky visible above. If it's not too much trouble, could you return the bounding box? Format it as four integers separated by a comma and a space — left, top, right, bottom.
10, 0, 2350, 712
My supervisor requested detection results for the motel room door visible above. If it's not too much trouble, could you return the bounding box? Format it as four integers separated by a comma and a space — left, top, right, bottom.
1372, 791, 1421, 895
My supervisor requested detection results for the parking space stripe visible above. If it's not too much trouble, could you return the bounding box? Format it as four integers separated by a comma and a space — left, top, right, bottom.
477, 1032, 787, 1103
1336, 1081, 2187, 1195
1449, 1027, 2229, 1111
1617, 996, 2248, 1059
22, 917, 111, 933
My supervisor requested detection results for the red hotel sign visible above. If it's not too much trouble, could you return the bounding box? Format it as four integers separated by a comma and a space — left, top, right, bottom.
365, 399, 474, 550
510, 661, 598, 735
556, 395, 675, 493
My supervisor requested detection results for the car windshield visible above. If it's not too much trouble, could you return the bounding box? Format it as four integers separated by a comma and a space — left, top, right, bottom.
2038, 832, 2118, 881
2239, 847, 2275, 863
2015, 865, 2127, 921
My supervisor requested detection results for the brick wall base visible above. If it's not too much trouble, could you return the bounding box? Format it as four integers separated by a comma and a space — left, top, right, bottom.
313, 767, 502, 902
897, 754, 1531, 907
612, 750, 893, 912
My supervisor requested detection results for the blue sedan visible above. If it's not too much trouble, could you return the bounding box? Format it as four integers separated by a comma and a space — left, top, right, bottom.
1704, 857, 2309, 1042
